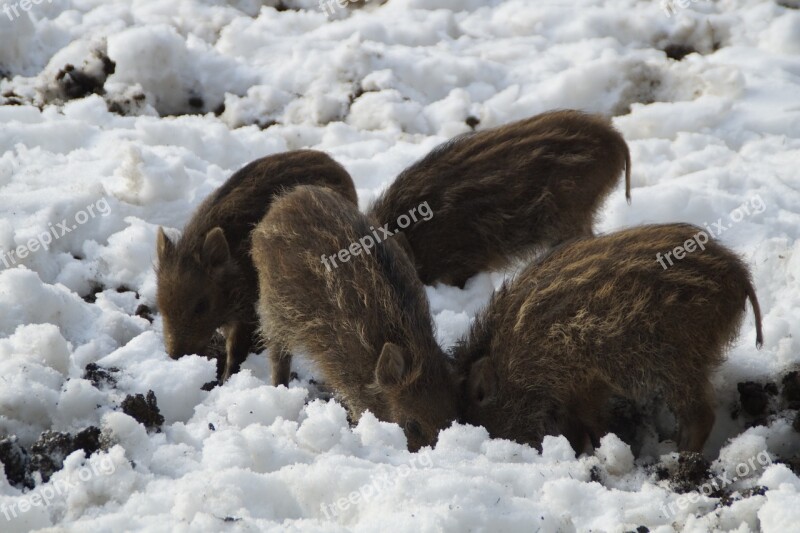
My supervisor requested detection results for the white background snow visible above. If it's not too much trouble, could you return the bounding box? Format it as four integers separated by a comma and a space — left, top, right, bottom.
1, 0, 799, 531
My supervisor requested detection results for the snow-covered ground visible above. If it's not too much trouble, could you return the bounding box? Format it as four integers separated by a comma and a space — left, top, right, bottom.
1, 0, 799, 531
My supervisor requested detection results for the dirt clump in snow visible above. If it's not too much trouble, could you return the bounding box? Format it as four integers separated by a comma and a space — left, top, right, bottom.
121, 390, 165, 432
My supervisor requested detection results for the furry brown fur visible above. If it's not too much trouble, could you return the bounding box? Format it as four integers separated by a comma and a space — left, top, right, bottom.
368, 110, 631, 287
156, 150, 357, 381
453, 223, 763, 453
252, 185, 458, 451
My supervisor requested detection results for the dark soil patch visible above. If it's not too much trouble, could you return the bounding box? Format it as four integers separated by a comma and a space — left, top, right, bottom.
83, 363, 119, 388
82, 283, 105, 304
0, 436, 32, 488
56, 65, 104, 99
738, 381, 770, 416
121, 390, 165, 432
612, 63, 664, 116
52, 52, 115, 101
733, 380, 781, 428
718, 485, 768, 508
188, 95, 204, 109
663, 44, 697, 61
670, 452, 711, 494
1, 427, 103, 487
73, 427, 102, 456
29, 426, 102, 483
782, 371, 800, 408
2, 90, 24, 106
135, 304, 154, 323
349, 84, 365, 105
107, 92, 147, 116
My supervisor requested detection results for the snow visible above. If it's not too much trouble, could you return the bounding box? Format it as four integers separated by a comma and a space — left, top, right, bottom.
1, 0, 799, 531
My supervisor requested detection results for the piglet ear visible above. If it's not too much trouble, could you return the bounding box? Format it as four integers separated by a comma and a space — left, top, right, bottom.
468, 357, 497, 407
156, 227, 173, 261
202, 227, 230, 267
375, 342, 412, 387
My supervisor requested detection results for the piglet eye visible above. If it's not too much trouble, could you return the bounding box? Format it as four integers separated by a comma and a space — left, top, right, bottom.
194, 298, 209, 315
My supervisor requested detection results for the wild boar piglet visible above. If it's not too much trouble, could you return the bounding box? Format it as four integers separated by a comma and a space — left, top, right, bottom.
156, 150, 357, 381
252, 185, 458, 451
368, 109, 631, 287
454, 223, 763, 453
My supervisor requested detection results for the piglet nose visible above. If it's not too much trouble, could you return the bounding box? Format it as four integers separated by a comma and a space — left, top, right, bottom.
166, 341, 207, 360
164, 338, 188, 360
166, 342, 199, 359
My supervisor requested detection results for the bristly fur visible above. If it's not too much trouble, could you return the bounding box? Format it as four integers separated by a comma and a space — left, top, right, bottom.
453, 223, 763, 454
367, 109, 632, 287
155, 150, 357, 381
252, 185, 458, 451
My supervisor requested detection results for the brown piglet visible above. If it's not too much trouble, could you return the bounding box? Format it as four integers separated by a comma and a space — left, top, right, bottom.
454, 223, 763, 454
368, 109, 631, 287
156, 150, 357, 381
252, 185, 458, 451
